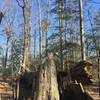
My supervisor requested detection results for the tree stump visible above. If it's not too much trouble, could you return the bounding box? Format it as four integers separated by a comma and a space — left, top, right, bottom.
34, 54, 60, 100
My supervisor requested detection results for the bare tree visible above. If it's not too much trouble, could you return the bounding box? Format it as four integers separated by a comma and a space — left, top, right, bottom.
37, 0, 43, 59
79, 0, 86, 61
16, 0, 32, 71
59, 0, 64, 69
4, 27, 12, 68
45, 0, 50, 56
34, 29, 36, 58
0, 12, 4, 24
3, 11, 15, 68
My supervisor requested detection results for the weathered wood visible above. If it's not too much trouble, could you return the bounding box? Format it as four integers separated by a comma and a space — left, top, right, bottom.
60, 83, 93, 100
70, 61, 93, 84
19, 72, 37, 99
13, 61, 94, 99
34, 54, 60, 100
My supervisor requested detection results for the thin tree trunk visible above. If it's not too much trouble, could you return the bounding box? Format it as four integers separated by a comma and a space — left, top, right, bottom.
0, 12, 3, 24
4, 37, 10, 68
79, 0, 86, 61
37, 0, 42, 60
34, 30, 36, 58
97, 51, 100, 97
64, 21, 67, 49
59, 0, 64, 70
45, 0, 49, 56
16, 79, 19, 99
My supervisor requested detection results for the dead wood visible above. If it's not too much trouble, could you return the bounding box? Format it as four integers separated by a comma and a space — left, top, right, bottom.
34, 54, 60, 100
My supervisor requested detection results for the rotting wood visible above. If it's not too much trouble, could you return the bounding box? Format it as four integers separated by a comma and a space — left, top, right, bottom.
34, 54, 60, 100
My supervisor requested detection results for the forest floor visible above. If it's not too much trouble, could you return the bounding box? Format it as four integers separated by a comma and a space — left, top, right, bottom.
85, 82, 100, 100
0, 81, 13, 99
0, 76, 99, 100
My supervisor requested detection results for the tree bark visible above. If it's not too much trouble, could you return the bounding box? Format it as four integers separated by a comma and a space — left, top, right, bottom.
34, 30, 36, 58
45, 0, 49, 57
37, 0, 43, 59
23, 0, 32, 70
4, 37, 10, 68
79, 0, 86, 61
34, 54, 60, 100
16, 0, 32, 71
97, 51, 100, 97
0, 12, 3, 24
59, 0, 64, 70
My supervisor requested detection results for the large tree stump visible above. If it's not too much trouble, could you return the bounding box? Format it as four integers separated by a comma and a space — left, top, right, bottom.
34, 54, 60, 100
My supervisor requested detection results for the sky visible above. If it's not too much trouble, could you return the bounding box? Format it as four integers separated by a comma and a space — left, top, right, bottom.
0, 0, 100, 56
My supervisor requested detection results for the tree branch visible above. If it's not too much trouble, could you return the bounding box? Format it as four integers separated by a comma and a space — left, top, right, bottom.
16, 0, 24, 8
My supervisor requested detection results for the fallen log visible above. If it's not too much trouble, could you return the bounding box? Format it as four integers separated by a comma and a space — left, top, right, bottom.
14, 60, 94, 99
70, 61, 94, 84
70, 61, 92, 75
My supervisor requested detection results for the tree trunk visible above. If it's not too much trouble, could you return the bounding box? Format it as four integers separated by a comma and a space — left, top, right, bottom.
4, 37, 10, 68
59, 0, 64, 70
0, 12, 4, 24
37, 0, 43, 59
34, 54, 60, 100
34, 30, 36, 58
45, 0, 50, 57
22, 0, 32, 71
97, 51, 100, 97
79, 0, 86, 61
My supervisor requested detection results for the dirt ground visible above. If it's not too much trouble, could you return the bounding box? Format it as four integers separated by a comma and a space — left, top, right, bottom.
85, 82, 100, 100
0, 81, 13, 99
